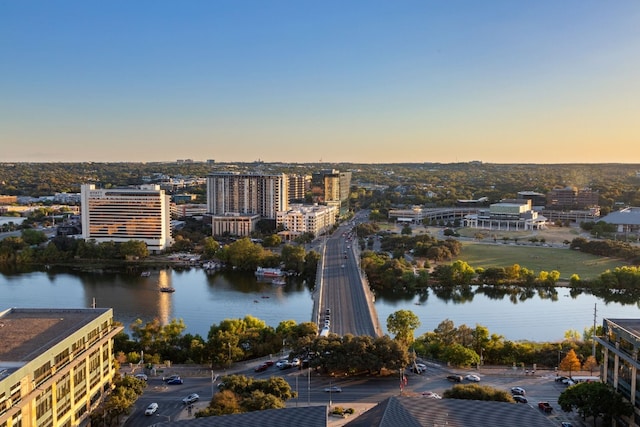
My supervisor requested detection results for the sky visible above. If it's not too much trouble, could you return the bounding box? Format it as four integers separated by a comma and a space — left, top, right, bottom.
1, 1, 639, 164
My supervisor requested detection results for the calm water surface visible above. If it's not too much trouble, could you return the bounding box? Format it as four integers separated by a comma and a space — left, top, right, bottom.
1, 267, 639, 342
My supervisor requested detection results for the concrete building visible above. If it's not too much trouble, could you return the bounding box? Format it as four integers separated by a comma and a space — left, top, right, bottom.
209, 213, 260, 237
80, 184, 173, 252
517, 191, 547, 207
0, 308, 123, 427
171, 203, 208, 219
596, 318, 640, 426
599, 207, 640, 235
206, 172, 288, 236
311, 170, 351, 216
276, 204, 337, 239
464, 199, 547, 231
287, 174, 310, 203
547, 186, 599, 209
388, 206, 425, 224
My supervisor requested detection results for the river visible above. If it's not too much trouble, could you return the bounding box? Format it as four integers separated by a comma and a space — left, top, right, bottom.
1, 266, 639, 342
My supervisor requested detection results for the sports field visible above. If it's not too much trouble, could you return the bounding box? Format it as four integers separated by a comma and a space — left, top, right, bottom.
456, 242, 628, 281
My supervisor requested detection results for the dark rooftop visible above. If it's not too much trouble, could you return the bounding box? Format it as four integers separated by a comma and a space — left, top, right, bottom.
155, 405, 327, 427
345, 396, 557, 427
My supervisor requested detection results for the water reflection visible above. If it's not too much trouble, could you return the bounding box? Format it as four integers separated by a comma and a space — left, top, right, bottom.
4, 265, 640, 342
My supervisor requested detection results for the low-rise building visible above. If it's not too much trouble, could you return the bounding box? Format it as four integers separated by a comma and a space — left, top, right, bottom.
276, 204, 337, 239
464, 199, 547, 231
596, 318, 640, 426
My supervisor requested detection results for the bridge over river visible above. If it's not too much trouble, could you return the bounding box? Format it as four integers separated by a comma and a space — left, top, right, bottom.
312, 212, 382, 337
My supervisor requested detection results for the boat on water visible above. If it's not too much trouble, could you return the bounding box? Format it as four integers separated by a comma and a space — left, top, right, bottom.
255, 267, 284, 278
271, 277, 286, 286
159, 287, 175, 293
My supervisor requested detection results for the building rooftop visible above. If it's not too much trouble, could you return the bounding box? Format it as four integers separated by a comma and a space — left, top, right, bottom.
599, 207, 640, 226
345, 396, 555, 427
0, 308, 110, 363
606, 318, 640, 338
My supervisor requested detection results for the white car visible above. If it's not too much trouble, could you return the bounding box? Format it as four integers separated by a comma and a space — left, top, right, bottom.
465, 374, 481, 382
135, 373, 148, 381
275, 359, 289, 368
144, 402, 158, 415
421, 391, 442, 399
182, 393, 199, 405
510, 386, 526, 396
324, 386, 342, 393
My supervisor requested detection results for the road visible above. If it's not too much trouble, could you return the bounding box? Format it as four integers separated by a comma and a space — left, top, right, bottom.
123, 363, 587, 427
318, 211, 379, 337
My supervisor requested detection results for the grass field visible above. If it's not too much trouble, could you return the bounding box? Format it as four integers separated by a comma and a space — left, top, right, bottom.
455, 242, 628, 280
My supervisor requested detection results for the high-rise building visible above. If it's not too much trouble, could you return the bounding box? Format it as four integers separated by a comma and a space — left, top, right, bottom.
287, 174, 310, 203
311, 170, 352, 216
0, 308, 123, 427
80, 184, 172, 252
206, 172, 288, 236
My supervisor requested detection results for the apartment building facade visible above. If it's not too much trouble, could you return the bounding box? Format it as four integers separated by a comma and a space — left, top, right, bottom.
276, 204, 337, 239
0, 308, 123, 427
80, 184, 172, 252
206, 172, 288, 236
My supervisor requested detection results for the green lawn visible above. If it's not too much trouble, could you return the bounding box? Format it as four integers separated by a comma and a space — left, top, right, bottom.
455, 242, 628, 280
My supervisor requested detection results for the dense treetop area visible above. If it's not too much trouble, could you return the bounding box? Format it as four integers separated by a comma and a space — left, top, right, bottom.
2, 162, 640, 212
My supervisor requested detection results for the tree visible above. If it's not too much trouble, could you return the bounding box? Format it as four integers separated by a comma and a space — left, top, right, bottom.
387, 310, 421, 347
201, 237, 220, 259
583, 355, 598, 375
443, 384, 512, 402
443, 343, 480, 367
559, 349, 581, 377
119, 240, 149, 259
558, 381, 633, 426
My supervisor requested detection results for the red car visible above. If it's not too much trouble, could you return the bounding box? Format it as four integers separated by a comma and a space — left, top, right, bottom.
264, 360, 275, 367
254, 363, 269, 372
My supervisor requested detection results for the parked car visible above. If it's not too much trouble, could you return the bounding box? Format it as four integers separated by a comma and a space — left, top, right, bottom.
324, 386, 342, 393
264, 360, 275, 367
144, 403, 158, 415
513, 395, 528, 404
135, 373, 148, 381
510, 386, 526, 396
465, 374, 481, 382
447, 375, 463, 382
555, 376, 569, 383
182, 393, 200, 405
167, 377, 183, 385
560, 423, 573, 427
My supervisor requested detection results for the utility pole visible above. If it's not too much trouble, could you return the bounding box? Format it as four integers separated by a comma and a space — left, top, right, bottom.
592, 303, 597, 357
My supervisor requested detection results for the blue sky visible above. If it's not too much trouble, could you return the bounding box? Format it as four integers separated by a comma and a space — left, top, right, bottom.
2, 1, 639, 163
